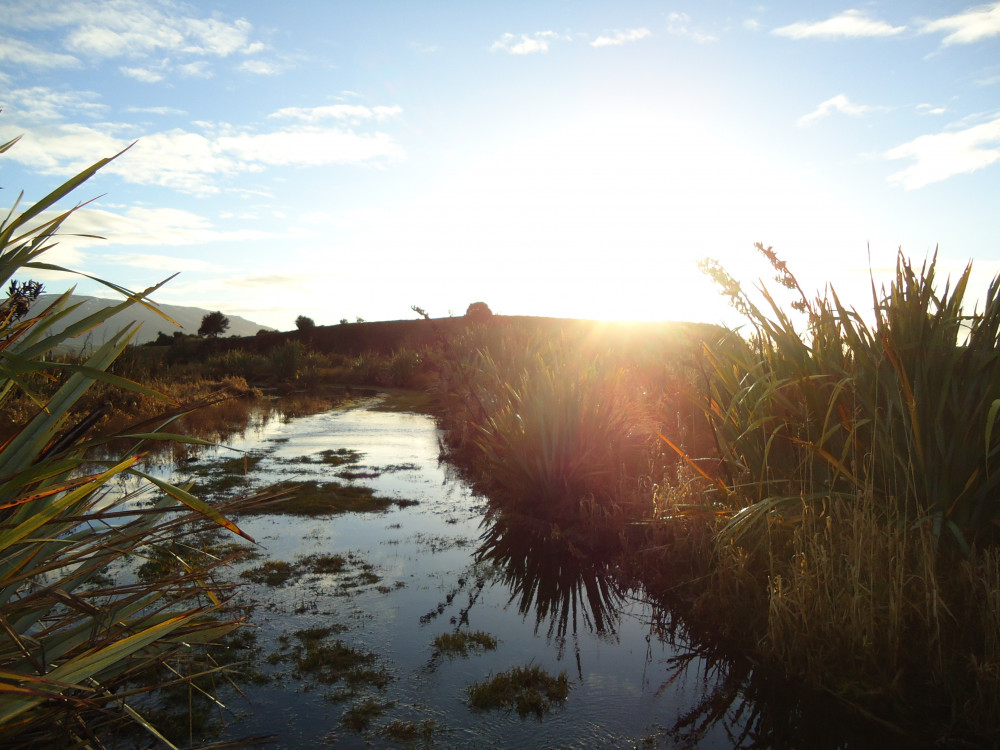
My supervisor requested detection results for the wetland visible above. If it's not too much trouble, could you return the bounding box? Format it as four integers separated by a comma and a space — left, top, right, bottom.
134, 393, 899, 749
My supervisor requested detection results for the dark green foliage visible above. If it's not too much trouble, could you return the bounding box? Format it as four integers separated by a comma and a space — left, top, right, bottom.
198, 310, 230, 337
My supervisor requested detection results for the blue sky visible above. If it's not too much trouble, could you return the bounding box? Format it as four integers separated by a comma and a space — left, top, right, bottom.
1, 1, 999, 331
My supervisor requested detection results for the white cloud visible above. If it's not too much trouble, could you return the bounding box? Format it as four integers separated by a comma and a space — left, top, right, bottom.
120, 66, 164, 83
665, 12, 717, 43
269, 105, 403, 124
1, 86, 107, 121
886, 115, 1000, 188
239, 59, 280, 75
126, 105, 187, 116
773, 9, 906, 39
591, 28, 652, 47
2, 0, 266, 79
917, 103, 947, 115
1, 116, 406, 195
919, 2, 1000, 45
798, 94, 873, 126
61, 204, 301, 250
178, 61, 212, 78
744, 19, 762, 32
0, 35, 79, 68
217, 128, 405, 168
491, 31, 563, 55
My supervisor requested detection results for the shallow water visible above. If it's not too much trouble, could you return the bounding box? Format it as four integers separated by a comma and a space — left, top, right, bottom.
153, 397, 895, 749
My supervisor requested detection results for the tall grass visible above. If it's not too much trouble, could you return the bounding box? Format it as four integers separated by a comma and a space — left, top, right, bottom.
645, 243, 1000, 739
0, 137, 262, 745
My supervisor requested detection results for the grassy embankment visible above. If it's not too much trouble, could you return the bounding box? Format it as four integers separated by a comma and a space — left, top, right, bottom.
419, 246, 1000, 746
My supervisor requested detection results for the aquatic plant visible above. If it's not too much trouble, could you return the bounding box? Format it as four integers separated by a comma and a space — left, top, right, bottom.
466, 665, 570, 718
0, 137, 260, 745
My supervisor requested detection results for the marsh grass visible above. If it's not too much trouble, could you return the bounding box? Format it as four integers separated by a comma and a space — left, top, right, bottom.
466, 665, 571, 718
432, 630, 498, 657
644, 244, 1000, 740
240, 553, 380, 592
243, 480, 407, 516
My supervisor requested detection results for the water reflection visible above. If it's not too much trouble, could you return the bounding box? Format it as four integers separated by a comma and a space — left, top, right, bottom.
476, 513, 625, 639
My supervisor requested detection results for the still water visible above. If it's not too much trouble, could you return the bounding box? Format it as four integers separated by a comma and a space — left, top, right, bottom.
159, 396, 892, 749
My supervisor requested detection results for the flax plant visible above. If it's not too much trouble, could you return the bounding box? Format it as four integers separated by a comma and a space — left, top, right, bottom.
0, 137, 259, 746
691, 244, 1000, 553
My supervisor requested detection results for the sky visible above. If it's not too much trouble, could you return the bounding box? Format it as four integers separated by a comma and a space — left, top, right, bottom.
1, 0, 999, 332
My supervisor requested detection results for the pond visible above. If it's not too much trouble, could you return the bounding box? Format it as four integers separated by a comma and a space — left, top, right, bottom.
147, 395, 898, 749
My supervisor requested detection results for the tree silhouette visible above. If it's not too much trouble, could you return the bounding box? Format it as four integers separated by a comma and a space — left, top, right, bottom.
295, 315, 315, 331
465, 301, 493, 322
198, 310, 229, 337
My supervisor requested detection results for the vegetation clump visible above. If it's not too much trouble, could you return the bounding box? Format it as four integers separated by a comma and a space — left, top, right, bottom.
380, 718, 437, 742
247, 480, 402, 515
267, 627, 392, 699
240, 552, 380, 592
432, 630, 498, 657
467, 665, 571, 718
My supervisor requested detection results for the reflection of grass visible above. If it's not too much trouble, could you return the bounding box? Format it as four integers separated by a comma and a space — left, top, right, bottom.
467, 666, 570, 718
433, 631, 498, 657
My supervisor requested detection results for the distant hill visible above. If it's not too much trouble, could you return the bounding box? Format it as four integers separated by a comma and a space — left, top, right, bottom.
28, 294, 273, 352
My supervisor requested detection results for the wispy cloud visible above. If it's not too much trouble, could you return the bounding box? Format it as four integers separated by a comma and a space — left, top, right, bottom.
120, 66, 164, 83
919, 2, 1000, 45
491, 31, 564, 55
2, 0, 266, 79
798, 94, 873, 126
665, 12, 717, 43
126, 105, 187, 116
886, 115, 1000, 188
0, 35, 79, 68
239, 59, 283, 75
269, 105, 403, 124
0, 93, 405, 196
773, 9, 906, 39
917, 103, 948, 116
1, 86, 107, 121
591, 28, 652, 48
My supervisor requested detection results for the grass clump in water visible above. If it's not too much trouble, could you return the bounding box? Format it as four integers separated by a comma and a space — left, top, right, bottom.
342, 699, 394, 732
433, 631, 498, 657
380, 719, 437, 742
467, 665, 570, 718
240, 552, 381, 591
267, 627, 391, 696
319, 448, 363, 466
249, 480, 400, 515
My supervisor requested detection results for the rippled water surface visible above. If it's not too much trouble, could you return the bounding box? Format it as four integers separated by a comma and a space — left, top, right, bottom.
155, 397, 890, 749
